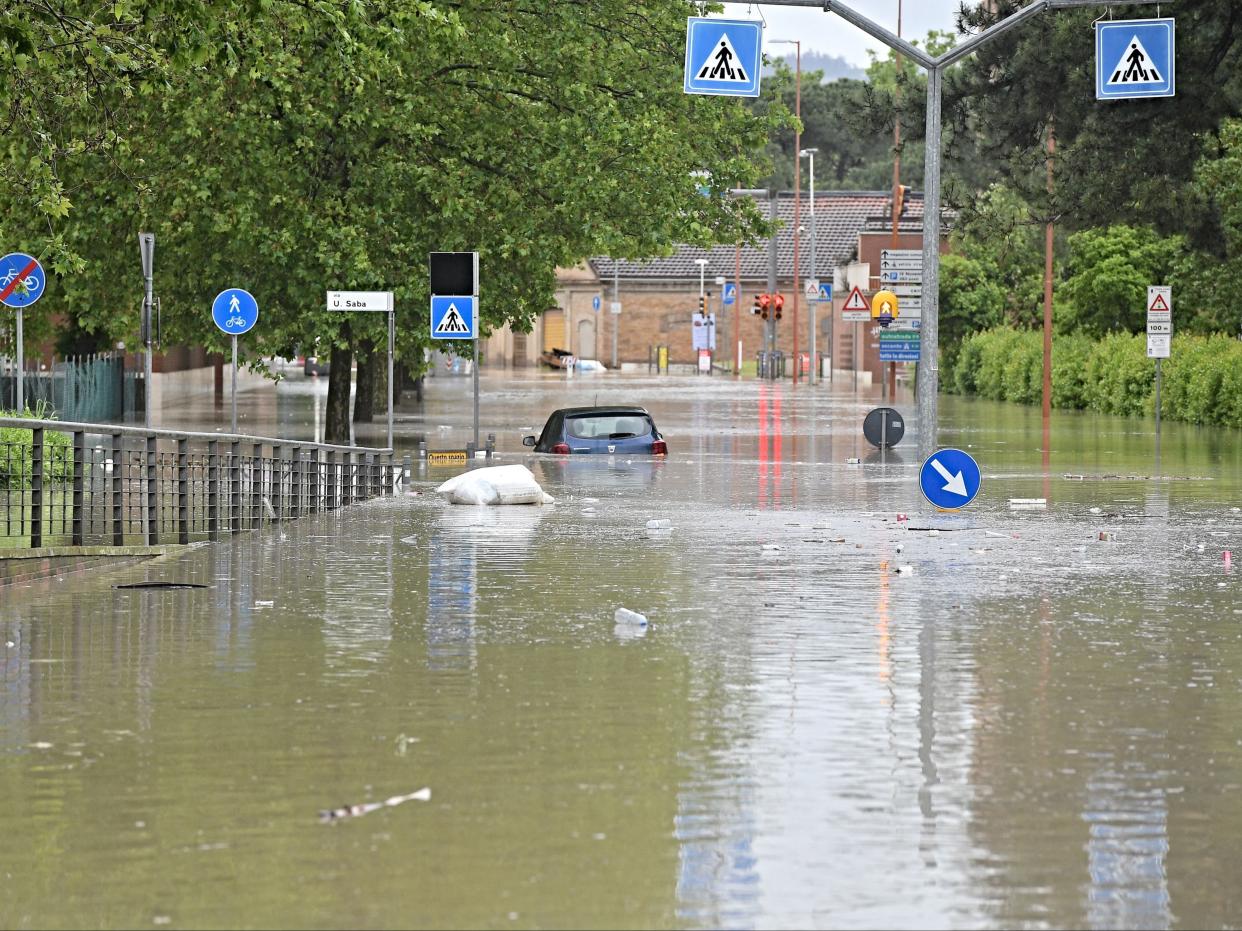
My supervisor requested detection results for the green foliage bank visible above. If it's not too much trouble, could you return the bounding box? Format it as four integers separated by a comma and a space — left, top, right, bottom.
949, 327, 1242, 429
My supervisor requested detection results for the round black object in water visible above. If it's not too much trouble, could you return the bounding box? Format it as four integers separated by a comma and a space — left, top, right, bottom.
863, 407, 905, 449
114, 582, 208, 590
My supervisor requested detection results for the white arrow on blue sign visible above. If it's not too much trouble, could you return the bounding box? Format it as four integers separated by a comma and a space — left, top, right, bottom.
1096, 18, 1174, 100
592, 295, 601, 312
431, 295, 476, 340
919, 448, 982, 510
212, 288, 259, 335
723, 283, 736, 306
684, 18, 762, 98
0, 253, 46, 309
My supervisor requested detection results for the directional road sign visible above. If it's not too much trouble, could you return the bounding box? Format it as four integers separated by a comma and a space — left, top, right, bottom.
212, 288, 259, 335
723, 283, 736, 306
684, 18, 762, 97
592, 294, 602, 312
0, 253, 46, 308
920, 448, 982, 510
879, 330, 921, 362
431, 295, 476, 340
1096, 18, 1174, 100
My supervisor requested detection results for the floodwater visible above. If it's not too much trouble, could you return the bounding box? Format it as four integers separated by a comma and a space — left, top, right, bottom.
3, 370, 1241, 930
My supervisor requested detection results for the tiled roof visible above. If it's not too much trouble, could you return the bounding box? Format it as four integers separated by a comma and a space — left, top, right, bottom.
590, 190, 942, 282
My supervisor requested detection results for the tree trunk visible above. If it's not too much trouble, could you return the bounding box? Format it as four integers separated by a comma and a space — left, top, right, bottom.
326, 342, 353, 445
353, 339, 375, 423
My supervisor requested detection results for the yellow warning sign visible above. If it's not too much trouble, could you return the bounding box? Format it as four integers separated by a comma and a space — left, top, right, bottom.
427, 450, 468, 466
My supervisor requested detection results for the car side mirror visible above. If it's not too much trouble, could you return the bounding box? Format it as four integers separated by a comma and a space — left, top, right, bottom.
522, 436, 536, 447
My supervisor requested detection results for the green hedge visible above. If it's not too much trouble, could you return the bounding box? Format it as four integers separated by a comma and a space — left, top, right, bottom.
947, 327, 1242, 428
0, 409, 74, 488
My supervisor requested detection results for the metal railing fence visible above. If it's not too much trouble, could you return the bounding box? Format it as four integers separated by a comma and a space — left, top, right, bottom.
0, 418, 395, 548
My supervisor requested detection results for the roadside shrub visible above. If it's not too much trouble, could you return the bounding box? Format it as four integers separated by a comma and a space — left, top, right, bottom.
1051, 332, 1093, 409
1000, 330, 1042, 405
974, 327, 1024, 401
951, 330, 986, 395
1084, 333, 1152, 416
0, 404, 73, 489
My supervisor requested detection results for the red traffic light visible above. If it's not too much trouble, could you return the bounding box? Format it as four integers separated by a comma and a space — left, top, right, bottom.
773, 293, 784, 319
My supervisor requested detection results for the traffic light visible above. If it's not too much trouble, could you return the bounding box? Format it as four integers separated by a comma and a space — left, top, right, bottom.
773, 293, 785, 321
894, 184, 908, 219
698, 295, 707, 316
758, 293, 771, 320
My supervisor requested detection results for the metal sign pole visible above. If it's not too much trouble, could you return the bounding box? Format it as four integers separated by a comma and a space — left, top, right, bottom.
15, 308, 23, 411
472, 329, 480, 451
1155, 357, 1163, 450
387, 308, 395, 451
918, 64, 943, 457
231, 334, 238, 434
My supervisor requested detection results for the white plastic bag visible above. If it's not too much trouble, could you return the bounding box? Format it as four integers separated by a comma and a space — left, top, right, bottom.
436, 464, 552, 506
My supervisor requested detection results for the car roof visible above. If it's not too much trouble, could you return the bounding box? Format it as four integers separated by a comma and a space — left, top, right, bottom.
553, 406, 651, 417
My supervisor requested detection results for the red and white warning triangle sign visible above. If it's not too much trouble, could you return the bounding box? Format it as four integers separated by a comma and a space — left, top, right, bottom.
843, 286, 870, 312
1148, 291, 1170, 313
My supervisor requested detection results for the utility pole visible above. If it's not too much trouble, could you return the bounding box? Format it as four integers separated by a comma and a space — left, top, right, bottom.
773, 39, 802, 383
612, 262, 619, 369
751, 0, 1163, 452
801, 147, 819, 385
888, 0, 902, 403
139, 232, 155, 428
767, 193, 778, 377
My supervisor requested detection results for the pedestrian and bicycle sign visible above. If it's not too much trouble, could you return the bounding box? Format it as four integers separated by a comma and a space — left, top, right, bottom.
212, 288, 258, 335
1096, 18, 1174, 100
683, 18, 762, 97
920, 448, 982, 510
0, 253, 45, 308
431, 295, 476, 340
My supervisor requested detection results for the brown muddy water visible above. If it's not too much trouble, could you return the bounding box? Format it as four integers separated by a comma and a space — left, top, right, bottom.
2, 371, 1240, 929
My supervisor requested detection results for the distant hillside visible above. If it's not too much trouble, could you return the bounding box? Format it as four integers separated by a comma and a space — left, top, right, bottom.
765, 51, 866, 82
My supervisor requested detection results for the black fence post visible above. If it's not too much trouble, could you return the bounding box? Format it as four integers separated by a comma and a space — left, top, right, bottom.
208, 440, 220, 541
230, 440, 242, 533
145, 435, 158, 545
30, 427, 43, 548
177, 437, 189, 545
290, 446, 302, 518
250, 443, 262, 529
72, 430, 85, 546
111, 432, 124, 546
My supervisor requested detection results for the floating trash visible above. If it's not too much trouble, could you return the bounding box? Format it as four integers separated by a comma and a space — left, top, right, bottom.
614, 608, 648, 627
646, 519, 672, 530
319, 787, 431, 823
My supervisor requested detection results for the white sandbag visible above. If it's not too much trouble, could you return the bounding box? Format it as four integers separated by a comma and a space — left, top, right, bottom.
436, 464, 552, 506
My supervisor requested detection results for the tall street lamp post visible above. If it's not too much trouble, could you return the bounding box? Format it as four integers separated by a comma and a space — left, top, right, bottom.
772, 38, 801, 383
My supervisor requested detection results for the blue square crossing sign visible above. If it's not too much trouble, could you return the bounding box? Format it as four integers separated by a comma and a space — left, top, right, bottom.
431, 295, 476, 340
1096, 18, 1174, 100
684, 18, 762, 98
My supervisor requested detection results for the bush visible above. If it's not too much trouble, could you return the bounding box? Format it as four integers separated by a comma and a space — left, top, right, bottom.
0, 405, 74, 489
949, 327, 1242, 430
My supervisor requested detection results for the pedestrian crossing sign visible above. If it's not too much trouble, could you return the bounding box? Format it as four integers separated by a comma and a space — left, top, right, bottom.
684, 18, 762, 98
431, 295, 476, 340
1096, 19, 1174, 100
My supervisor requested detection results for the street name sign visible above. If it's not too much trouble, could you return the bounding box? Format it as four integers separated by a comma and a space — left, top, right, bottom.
0, 253, 45, 308
327, 290, 393, 312
1096, 18, 1175, 100
684, 18, 763, 97
920, 448, 982, 510
212, 288, 259, 335
842, 286, 870, 323
431, 295, 476, 339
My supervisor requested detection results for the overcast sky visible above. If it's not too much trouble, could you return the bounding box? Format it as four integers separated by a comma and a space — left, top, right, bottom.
721, 1, 966, 67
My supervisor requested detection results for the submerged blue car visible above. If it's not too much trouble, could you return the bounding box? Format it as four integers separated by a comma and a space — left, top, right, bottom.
523, 406, 667, 456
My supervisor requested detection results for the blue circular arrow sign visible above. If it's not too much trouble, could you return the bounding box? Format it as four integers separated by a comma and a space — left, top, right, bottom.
0, 252, 46, 308
919, 448, 982, 510
212, 288, 259, 335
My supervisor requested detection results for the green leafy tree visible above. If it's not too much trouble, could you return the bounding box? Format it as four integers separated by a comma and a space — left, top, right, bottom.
9, 0, 783, 442
939, 252, 1006, 370
1060, 225, 1182, 335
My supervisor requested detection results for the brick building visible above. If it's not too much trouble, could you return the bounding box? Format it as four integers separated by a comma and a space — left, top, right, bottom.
483, 190, 949, 382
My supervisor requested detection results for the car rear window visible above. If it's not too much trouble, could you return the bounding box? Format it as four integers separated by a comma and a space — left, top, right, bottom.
565, 414, 653, 440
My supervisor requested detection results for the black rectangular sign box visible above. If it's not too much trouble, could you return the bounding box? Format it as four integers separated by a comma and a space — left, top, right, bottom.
429, 252, 478, 296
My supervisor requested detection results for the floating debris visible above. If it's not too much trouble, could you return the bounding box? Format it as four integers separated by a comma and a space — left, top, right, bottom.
614, 608, 648, 627
319, 787, 431, 823
646, 519, 672, 530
